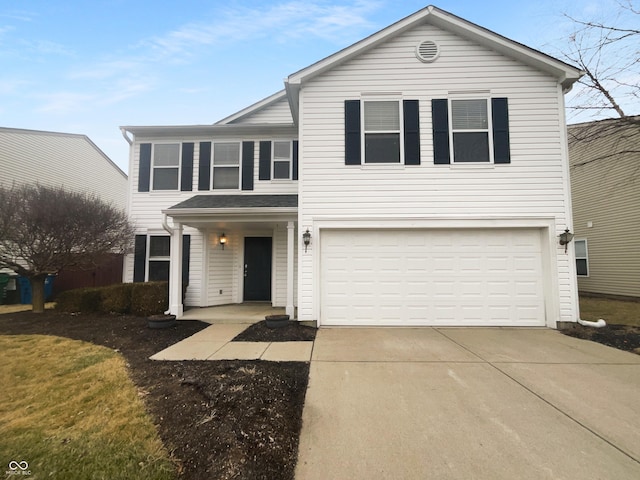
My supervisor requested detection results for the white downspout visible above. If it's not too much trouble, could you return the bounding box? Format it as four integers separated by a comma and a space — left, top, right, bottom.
578, 318, 607, 328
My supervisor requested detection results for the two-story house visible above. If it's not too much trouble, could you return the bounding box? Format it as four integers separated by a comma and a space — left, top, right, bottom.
122, 5, 582, 328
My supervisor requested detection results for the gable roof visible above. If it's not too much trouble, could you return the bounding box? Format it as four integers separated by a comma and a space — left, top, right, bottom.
283, 4, 582, 122
215, 90, 290, 125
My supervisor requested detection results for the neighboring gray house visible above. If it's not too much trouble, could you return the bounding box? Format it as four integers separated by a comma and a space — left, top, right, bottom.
569, 117, 640, 299
0, 127, 127, 210
0, 127, 128, 297
122, 5, 583, 328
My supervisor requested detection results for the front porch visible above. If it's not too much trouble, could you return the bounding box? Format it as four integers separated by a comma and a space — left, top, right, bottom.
181, 303, 289, 324
161, 194, 299, 318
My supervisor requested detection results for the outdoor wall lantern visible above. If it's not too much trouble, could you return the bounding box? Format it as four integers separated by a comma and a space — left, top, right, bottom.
220, 233, 227, 250
558, 228, 574, 253
302, 229, 311, 253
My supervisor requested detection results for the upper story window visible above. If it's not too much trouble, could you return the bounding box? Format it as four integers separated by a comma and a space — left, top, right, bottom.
152, 144, 180, 190
273, 141, 292, 179
213, 142, 240, 189
432, 97, 510, 165
575, 239, 589, 276
450, 99, 490, 163
363, 100, 401, 163
344, 99, 420, 166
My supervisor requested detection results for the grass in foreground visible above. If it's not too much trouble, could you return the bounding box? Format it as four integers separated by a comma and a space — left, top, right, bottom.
0, 335, 175, 480
579, 296, 640, 326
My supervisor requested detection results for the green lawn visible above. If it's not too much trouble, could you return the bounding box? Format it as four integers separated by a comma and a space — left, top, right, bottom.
0, 335, 175, 480
579, 296, 640, 326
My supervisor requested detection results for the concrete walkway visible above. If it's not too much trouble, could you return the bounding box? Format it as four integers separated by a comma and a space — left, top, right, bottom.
296, 328, 640, 480
150, 323, 313, 361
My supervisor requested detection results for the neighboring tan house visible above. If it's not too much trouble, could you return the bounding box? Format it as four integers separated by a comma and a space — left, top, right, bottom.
122, 5, 583, 328
568, 117, 640, 299
0, 127, 128, 297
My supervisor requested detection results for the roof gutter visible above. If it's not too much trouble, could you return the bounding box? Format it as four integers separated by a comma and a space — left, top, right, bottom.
120, 127, 133, 145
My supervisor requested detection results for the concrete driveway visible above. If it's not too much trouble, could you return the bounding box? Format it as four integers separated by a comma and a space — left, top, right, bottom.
296, 328, 640, 479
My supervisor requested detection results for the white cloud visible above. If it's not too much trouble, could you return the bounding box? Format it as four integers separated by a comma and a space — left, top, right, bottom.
143, 1, 382, 58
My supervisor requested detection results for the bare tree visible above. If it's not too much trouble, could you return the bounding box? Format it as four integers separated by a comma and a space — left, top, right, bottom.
563, 0, 639, 125
560, 1, 639, 180
0, 184, 134, 313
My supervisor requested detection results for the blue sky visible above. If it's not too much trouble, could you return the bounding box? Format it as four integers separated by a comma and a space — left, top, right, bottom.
0, 0, 628, 172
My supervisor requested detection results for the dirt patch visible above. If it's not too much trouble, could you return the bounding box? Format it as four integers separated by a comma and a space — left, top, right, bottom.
562, 323, 640, 354
232, 320, 317, 342
0, 311, 310, 480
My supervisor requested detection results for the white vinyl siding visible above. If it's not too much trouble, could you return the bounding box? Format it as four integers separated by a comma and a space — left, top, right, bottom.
231, 97, 294, 124
296, 22, 574, 323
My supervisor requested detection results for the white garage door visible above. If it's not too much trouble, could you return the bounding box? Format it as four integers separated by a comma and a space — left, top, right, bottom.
321, 229, 545, 326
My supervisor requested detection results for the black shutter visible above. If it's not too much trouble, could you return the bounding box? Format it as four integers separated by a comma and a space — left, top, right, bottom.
259, 141, 271, 180
198, 142, 211, 190
133, 235, 147, 282
242, 141, 255, 190
181, 143, 194, 191
492, 98, 511, 164
345, 100, 361, 165
138, 143, 152, 192
292, 140, 299, 180
403, 100, 420, 165
182, 234, 190, 287
432, 99, 450, 164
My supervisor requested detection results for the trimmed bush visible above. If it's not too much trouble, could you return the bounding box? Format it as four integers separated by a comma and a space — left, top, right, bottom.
130, 282, 168, 317
55, 287, 102, 313
55, 289, 83, 313
101, 283, 134, 314
55, 282, 168, 317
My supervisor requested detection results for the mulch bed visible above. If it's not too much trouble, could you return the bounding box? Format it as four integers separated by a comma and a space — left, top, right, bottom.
562, 323, 640, 354
232, 320, 317, 342
0, 311, 311, 480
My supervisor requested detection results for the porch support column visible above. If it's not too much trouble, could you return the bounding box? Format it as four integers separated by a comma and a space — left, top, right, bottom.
168, 222, 184, 317
286, 221, 295, 318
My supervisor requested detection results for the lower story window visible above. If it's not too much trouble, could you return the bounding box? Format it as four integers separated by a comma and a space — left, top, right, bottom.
575, 239, 588, 276
148, 236, 170, 281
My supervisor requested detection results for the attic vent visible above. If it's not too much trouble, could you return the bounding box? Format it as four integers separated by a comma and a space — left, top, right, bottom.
416, 40, 439, 63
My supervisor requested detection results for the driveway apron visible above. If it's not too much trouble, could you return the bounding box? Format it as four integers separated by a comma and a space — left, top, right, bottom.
295, 328, 640, 480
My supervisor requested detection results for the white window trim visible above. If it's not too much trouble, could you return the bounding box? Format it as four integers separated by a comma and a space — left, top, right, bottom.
272, 140, 292, 180
151, 143, 182, 191
146, 234, 170, 282
360, 97, 405, 165
448, 95, 494, 164
575, 238, 589, 277
211, 141, 241, 191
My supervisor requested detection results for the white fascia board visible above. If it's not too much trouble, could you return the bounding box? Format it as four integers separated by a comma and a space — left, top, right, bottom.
163, 207, 298, 217
162, 207, 298, 227
120, 123, 295, 138
214, 90, 288, 125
